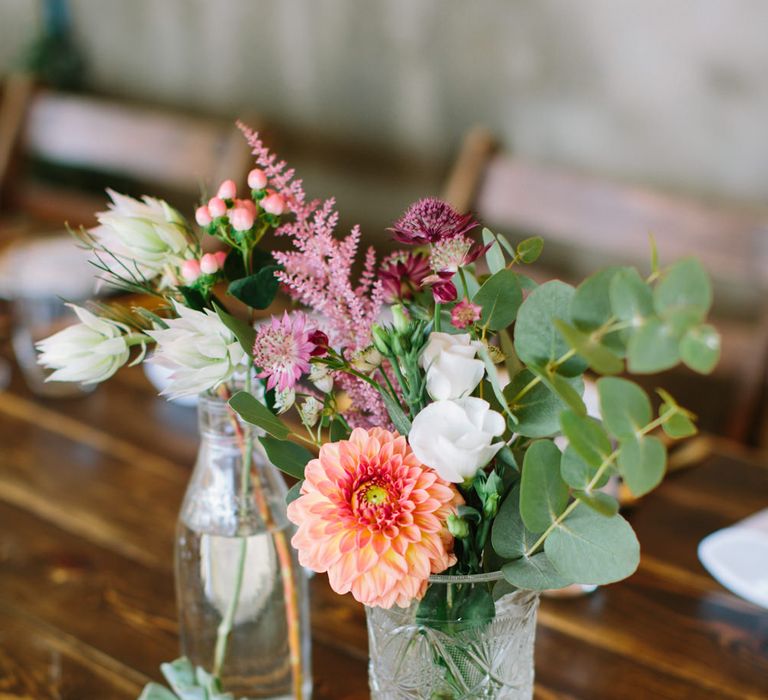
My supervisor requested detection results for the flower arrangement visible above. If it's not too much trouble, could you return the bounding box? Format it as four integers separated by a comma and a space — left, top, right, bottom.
37, 124, 720, 698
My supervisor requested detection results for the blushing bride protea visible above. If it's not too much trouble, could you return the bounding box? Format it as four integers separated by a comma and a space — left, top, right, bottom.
147, 302, 246, 399
287, 427, 462, 608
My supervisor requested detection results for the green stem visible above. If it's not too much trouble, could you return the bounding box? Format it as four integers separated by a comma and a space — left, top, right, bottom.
434, 302, 442, 332
458, 267, 470, 299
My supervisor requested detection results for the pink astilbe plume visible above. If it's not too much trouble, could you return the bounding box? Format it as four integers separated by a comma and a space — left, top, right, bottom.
239, 124, 387, 426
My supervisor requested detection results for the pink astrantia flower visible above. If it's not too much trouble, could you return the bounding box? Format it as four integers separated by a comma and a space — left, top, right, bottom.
287, 427, 461, 608
389, 198, 478, 246
379, 251, 430, 303
252, 312, 315, 392
451, 299, 482, 328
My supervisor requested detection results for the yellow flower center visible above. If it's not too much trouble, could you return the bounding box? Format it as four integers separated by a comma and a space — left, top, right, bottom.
363, 484, 389, 505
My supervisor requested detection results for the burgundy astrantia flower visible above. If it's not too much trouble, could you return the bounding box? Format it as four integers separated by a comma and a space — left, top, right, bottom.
379, 251, 430, 302
389, 198, 478, 245
308, 329, 329, 357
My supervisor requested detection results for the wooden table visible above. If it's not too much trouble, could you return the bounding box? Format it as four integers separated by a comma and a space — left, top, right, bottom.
1, 361, 767, 699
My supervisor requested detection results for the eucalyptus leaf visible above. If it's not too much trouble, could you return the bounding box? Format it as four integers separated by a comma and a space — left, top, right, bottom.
627, 317, 680, 373
229, 391, 290, 439
491, 485, 540, 559
502, 552, 573, 591
654, 257, 712, 323
559, 410, 612, 468
520, 441, 568, 532
227, 265, 280, 310
661, 404, 697, 439
214, 303, 255, 356
473, 269, 522, 331
514, 281, 588, 377
609, 268, 654, 324
529, 365, 587, 415
477, 345, 516, 424
286, 480, 304, 505
680, 323, 721, 374
573, 490, 619, 517
597, 377, 651, 439
571, 266, 628, 353
545, 509, 640, 584
617, 434, 666, 497
560, 445, 610, 490
482, 228, 506, 274
260, 436, 314, 480
553, 319, 623, 375
138, 684, 178, 700
517, 236, 544, 264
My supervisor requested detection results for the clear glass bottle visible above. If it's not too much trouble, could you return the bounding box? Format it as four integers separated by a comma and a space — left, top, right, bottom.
175, 395, 312, 699
366, 571, 539, 700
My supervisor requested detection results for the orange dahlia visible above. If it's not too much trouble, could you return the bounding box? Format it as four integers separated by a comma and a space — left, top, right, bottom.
287, 427, 461, 608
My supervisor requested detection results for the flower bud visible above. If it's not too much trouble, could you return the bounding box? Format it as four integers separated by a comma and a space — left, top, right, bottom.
309, 363, 334, 393
208, 197, 227, 218
262, 192, 285, 216
483, 492, 500, 519
195, 205, 212, 226
299, 396, 323, 427
217, 179, 237, 199
230, 206, 255, 232
447, 513, 470, 539
274, 387, 295, 414
371, 325, 392, 357
351, 346, 383, 374
181, 259, 202, 283
308, 329, 329, 357
199, 253, 220, 275
248, 168, 268, 190
391, 304, 410, 334
213, 250, 228, 269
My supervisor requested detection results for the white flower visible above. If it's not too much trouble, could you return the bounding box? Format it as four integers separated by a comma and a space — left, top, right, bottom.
309, 363, 334, 393
299, 396, 323, 427
37, 305, 132, 384
147, 302, 246, 399
409, 397, 506, 483
91, 190, 193, 285
419, 332, 485, 401
350, 346, 383, 374
274, 388, 296, 414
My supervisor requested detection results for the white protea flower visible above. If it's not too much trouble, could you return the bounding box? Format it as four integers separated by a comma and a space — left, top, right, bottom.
147, 302, 247, 399
91, 189, 194, 286
36, 305, 137, 384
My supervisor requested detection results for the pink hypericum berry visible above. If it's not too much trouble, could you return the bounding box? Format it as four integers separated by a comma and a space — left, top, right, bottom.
200, 253, 222, 275
234, 198, 257, 215
208, 197, 227, 218
181, 259, 202, 283
247, 168, 268, 190
213, 251, 228, 268
262, 192, 285, 216
217, 179, 237, 199
230, 206, 256, 231
195, 205, 212, 226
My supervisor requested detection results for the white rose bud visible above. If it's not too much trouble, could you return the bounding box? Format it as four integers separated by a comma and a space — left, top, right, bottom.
409, 397, 506, 483
36, 305, 133, 384
419, 332, 485, 401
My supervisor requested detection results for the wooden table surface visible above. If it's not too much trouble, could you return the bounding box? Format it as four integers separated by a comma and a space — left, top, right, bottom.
1, 360, 767, 700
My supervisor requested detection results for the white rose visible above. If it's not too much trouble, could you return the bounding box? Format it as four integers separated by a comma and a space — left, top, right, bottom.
36, 305, 133, 384
147, 302, 246, 399
419, 332, 485, 401
91, 190, 193, 286
409, 397, 506, 483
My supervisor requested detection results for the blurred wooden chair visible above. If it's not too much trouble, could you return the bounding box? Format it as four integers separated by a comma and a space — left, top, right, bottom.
444, 127, 768, 444
0, 72, 255, 236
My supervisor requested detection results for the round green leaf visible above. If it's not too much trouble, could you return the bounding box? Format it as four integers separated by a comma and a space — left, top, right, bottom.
627, 317, 680, 373
680, 323, 720, 374
545, 509, 640, 584
520, 441, 568, 533
514, 281, 588, 376
597, 377, 652, 438
517, 236, 544, 264
654, 258, 712, 322
660, 403, 697, 438
473, 269, 523, 331
559, 410, 612, 468
610, 268, 654, 325
573, 490, 619, 517
560, 445, 611, 490
502, 552, 573, 591
491, 485, 541, 559
553, 319, 623, 375
617, 434, 666, 496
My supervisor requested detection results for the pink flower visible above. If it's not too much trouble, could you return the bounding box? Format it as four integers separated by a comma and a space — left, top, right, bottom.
248, 168, 268, 190
230, 206, 255, 232
208, 197, 227, 218
181, 259, 201, 283
253, 312, 315, 392
451, 299, 482, 328
390, 198, 477, 246
379, 251, 430, 303
262, 192, 285, 216
195, 205, 212, 226
430, 278, 458, 303
429, 234, 488, 276
217, 179, 237, 199
199, 253, 221, 275
287, 427, 461, 608
213, 250, 228, 269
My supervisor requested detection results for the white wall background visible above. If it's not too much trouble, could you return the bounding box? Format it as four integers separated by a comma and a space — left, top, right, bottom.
2, 0, 768, 203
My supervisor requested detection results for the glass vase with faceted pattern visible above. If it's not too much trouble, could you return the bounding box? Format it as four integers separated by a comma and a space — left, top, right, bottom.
366, 572, 538, 700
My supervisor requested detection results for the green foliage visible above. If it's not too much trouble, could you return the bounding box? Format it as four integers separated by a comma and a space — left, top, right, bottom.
502, 552, 573, 591
227, 266, 280, 310
214, 304, 256, 356
597, 377, 651, 438
491, 486, 540, 559
571, 266, 628, 353
482, 228, 506, 274
259, 436, 314, 480
627, 317, 680, 373
138, 657, 234, 700
285, 480, 303, 505
516, 236, 544, 264
473, 269, 522, 331
680, 323, 720, 374
617, 434, 666, 496
653, 258, 712, 325
228, 391, 290, 439
178, 285, 207, 312
553, 319, 623, 375
559, 411, 612, 468
529, 365, 587, 415
544, 509, 640, 585
573, 490, 619, 517
504, 369, 584, 438
519, 441, 568, 532
560, 445, 610, 490
609, 268, 654, 325
514, 281, 588, 376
